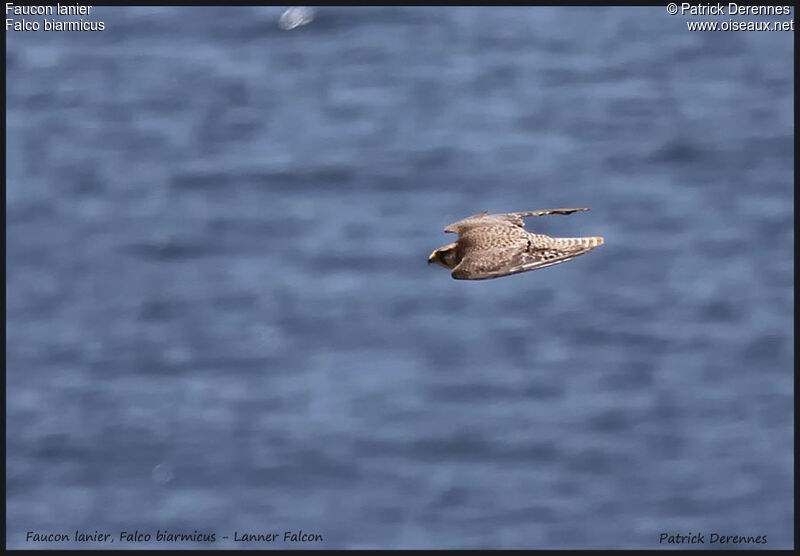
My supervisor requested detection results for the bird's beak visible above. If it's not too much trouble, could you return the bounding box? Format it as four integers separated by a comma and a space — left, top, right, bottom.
428, 250, 437, 264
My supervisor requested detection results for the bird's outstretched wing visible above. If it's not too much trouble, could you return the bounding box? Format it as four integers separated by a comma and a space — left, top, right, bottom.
451, 247, 589, 280
451, 232, 603, 280
444, 208, 589, 234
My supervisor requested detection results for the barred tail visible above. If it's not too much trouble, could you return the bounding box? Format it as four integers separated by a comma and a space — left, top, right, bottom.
550, 236, 605, 251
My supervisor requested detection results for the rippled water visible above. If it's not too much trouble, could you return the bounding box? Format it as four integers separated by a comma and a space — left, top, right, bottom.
6, 6, 794, 549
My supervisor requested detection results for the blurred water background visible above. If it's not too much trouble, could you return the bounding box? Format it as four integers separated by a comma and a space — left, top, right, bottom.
6, 6, 794, 550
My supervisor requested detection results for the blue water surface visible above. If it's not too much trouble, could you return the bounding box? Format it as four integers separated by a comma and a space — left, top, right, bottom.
6, 6, 794, 550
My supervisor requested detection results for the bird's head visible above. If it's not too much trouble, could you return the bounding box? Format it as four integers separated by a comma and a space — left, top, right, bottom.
428, 242, 459, 269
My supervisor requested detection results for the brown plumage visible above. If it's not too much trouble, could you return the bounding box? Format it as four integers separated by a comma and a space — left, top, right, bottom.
428, 208, 604, 280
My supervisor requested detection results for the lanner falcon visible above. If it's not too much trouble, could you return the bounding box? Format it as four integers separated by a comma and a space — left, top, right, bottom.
428, 208, 604, 280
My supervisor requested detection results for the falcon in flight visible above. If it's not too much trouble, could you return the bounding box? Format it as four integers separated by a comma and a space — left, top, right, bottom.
428, 208, 604, 280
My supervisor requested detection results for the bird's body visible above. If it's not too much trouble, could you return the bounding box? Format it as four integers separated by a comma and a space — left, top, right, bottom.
428, 208, 604, 280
